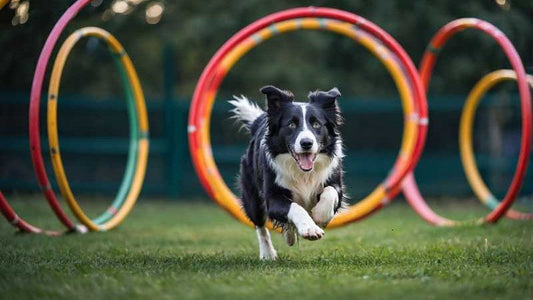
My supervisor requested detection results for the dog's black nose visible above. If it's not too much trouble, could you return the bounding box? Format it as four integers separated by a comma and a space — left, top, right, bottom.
300, 138, 313, 150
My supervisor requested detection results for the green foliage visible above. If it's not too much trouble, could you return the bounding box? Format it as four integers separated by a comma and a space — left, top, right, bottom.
1, 0, 532, 99
0, 197, 531, 299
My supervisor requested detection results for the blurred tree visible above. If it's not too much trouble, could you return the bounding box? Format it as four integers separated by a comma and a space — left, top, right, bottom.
0, 0, 531, 100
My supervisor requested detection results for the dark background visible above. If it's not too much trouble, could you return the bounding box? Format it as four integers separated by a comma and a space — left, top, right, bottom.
0, 0, 532, 204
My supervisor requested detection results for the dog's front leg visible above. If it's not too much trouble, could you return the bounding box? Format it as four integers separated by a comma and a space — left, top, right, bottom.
312, 186, 339, 228
265, 172, 324, 241
268, 198, 324, 241
288, 203, 325, 240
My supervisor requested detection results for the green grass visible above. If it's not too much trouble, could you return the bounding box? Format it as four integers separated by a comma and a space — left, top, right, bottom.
0, 195, 531, 300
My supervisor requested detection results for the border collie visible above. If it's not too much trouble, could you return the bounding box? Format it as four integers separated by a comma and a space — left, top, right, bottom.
229, 85, 345, 260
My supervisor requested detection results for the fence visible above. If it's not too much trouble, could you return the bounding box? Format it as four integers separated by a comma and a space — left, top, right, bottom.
0, 90, 530, 201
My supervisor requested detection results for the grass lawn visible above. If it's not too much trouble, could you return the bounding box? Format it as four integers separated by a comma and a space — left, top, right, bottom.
0, 195, 531, 299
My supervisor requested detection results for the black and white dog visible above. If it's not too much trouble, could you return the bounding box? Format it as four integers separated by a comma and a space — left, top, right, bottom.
229, 85, 345, 260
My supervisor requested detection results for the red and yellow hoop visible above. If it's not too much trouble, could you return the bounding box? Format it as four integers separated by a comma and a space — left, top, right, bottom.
0, 0, 92, 235
0, 0, 148, 234
459, 69, 533, 220
403, 19, 532, 226
188, 8, 428, 229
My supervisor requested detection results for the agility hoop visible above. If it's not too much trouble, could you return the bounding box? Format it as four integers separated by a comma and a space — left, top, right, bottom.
188, 8, 428, 229
403, 19, 532, 226
47, 27, 149, 232
459, 69, 533, 220
0, 192, 60, 235
0, 0, 92, 234
0, 0, 147, 234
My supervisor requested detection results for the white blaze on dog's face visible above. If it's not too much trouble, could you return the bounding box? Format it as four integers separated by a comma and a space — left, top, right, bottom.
262, 86, 342, 172
291, 103, 319, 171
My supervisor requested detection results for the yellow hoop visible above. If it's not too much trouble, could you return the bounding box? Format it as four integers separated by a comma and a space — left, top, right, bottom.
460, 69, 533, 219
47, 27, 149, 231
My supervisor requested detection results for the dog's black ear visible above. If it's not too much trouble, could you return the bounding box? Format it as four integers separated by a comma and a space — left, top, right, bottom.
260, 85, 294, 112
309, 87, 342, 125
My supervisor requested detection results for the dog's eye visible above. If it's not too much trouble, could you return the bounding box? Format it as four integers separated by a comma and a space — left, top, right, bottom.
312, 121, 321, 129
288, 122, 296, 129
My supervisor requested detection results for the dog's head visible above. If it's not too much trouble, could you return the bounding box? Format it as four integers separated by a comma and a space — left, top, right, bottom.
261, 85, 342, 172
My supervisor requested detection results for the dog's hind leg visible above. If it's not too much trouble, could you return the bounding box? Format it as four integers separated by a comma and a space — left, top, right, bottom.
240, 154, 266, 226
256, 226, 277, 260
283, 226, 297, 246
239, 156, 277, 260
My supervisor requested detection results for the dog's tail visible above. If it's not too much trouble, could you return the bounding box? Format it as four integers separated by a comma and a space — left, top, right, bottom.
228, 95, 265, 132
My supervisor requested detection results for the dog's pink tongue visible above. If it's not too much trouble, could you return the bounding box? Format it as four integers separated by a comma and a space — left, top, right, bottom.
298, 153, 315, 171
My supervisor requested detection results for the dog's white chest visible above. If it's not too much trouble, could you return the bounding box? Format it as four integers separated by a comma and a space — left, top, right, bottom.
271, 153, 338, 211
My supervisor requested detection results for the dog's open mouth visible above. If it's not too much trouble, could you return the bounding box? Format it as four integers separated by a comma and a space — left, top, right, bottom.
292, 151, 317, 172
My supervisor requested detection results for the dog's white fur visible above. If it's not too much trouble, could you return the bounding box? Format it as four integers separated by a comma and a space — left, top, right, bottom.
294, 104, 319, 154
228, 96, 264, 126
287, 203, 324, 240
255, 226, 277, 260
271, 153, 337, 210
312, 186, 338, 227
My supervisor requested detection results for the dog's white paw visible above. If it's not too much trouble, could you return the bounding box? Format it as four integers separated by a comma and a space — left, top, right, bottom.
259, 247, 278, 261
312, 186, 338, 228
256, 227, 277, 260
283, 227, 297, 246
297, 222, 324, 240
288, 203, 324, 241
